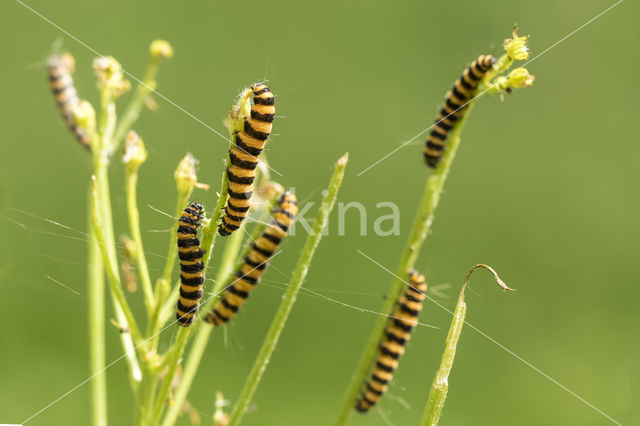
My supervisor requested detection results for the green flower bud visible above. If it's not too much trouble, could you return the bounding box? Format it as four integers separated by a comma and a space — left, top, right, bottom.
150, 40, 174, 59
122, 131, 148, 171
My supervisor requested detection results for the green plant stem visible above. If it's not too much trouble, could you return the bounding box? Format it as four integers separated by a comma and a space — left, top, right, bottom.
227, 153, 348, 426
113, 57, 162, 150
126, 168, 155, 314
147, 327, 192, 426
88, 214, 107, 426
333, 107, 476, 426
421, 265, 512, 426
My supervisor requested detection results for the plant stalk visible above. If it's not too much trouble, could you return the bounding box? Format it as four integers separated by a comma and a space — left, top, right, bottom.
227, 153, 348, 426
88, 216, 107, 426
126, 166, 155, 314
420, 265, 512, 425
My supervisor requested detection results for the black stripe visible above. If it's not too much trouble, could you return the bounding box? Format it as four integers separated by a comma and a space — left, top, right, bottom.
386, 330, 407, 345
227, 199, 250, 213
180, 274, 204, 286
228, 285, 249, 298
371, 373, 389, 384
179, 216, 199, 226
229, 150, 258, 170
467, 65, 483, 81
180, 262, 204, 273
376, 361, 394, 373
223, 209, 245, 223
445, 97, 463, 111
426, 140, 444, 151
227, 188, 253, 200
459, 75, 475, 91
439, 107, 459, 121
405, 292, 422, 303
212, 309, 229, 323
274, 220, 289, 232
51, 86, 67, 95
178, 249, 204, 261
48, 73, 63, 82
274, 208, 296, 220
393, 318, 412, 332
251, 243, 273, 258
250, 110, 275, 122
262, 231, 282, 246
177, 225, 197, 235
218, 227, 231, 236
177, 300, 199, 314
236, 271, 259, 285
177, 237, 200, 248
398, 302, 419, 317
227, 168, 255, 184
220, 217, 240, 230
430, 127, 447, 140
253, 96, 274, 106
252, 86, 271, 96
176, 313, 194, 325
451, 84, 469, 102
243, 120, 270, 141
435, 118, 452, 131
180, 287, 203, 300
235, 133, 264, 156
221, 297, 239, 312
366, 384, 384, 395
244, 257, 267, 270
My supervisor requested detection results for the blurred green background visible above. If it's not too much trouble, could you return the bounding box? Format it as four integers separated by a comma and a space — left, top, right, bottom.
1, 0, 638, 425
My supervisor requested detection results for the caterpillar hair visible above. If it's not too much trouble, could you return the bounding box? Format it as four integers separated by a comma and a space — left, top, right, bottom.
218, 83, 275, 236
424, 55, 495, 167
176, 202, 206, 327
355, 270, 427, 413
206, 191, 297, 325
47, 53, 91, 150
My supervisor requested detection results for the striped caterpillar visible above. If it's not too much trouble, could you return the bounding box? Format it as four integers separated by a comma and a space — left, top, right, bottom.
218, 84, 275, 236
424, 55, 495, 167
206, 191, 297, 325
47, 53, 91, 150
355, 270, 427, 412
176, 202, 206, 326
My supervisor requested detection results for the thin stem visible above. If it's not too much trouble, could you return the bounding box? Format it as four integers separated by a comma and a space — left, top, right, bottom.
126, 167, 155, 314
113, 55, 164, 151
88, 213, 107, 426
92, 169, 144, 346
146, 327, 192, 426
420, 265, 512, 426
227, 153, 348, 426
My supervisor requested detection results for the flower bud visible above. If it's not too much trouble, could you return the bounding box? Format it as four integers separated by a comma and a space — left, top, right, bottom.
94, 56, 131, 97
504, 27, 530, 60
150, 40, 174, 59
174, 153, 198, 196
123, 131, 148, 171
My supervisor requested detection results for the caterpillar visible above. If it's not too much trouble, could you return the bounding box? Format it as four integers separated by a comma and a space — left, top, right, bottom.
206, 191, 297, 325
47, 53, 91, 150
424, 54, 496, 167
355, 270, 427, 413
176, 202, 206, 327
218, 83, 275, 236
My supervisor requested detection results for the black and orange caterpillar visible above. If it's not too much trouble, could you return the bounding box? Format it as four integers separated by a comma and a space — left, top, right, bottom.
424, 55, 495, 167
355, 270, 427, 413
47, 53, 91, 150
218, 84, 275, 236
206, 191, 297, 325
176, 202, 206, 326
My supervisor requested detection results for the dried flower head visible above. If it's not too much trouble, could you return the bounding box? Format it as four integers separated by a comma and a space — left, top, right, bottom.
93, 56, 131, 97
123, 131, 148, 170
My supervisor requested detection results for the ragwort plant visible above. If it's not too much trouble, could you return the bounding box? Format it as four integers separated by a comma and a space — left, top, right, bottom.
45, 27, 532, 426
